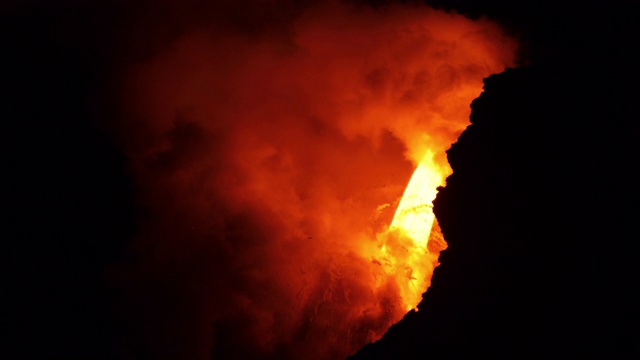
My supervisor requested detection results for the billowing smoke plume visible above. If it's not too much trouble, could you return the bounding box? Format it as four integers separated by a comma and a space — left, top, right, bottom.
109, 1, 516, 358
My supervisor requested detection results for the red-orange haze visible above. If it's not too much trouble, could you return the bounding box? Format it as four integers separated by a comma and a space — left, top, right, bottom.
112, 1, 516, 359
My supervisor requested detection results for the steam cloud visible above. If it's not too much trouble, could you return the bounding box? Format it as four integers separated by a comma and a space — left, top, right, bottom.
109, 1, 516, 358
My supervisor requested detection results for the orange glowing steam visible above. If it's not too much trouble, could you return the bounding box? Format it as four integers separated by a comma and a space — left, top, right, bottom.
113, 2, 517, 359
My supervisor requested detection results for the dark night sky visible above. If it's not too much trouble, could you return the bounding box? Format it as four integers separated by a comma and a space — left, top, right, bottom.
2, 0, 637, 359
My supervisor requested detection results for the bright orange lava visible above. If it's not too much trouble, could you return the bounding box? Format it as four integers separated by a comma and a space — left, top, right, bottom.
115, 2, 518, 359
379, 152, 447, 311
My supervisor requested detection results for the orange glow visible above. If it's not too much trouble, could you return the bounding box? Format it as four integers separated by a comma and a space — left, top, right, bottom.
380, 152, 446, 311
112, 1, 518, 359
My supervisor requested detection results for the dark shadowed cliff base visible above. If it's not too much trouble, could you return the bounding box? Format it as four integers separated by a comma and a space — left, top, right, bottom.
350, 4, 640, 356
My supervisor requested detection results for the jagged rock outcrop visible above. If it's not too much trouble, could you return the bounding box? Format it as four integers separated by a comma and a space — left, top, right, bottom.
350, 61, 638, 358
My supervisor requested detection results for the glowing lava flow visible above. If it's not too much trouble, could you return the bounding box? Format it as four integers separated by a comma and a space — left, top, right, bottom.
390, 152, 442, 245
114, 2, 519, 357
378, 151, 448, 311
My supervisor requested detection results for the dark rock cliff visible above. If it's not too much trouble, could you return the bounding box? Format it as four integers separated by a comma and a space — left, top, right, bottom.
351, 60, 638, 358
351, 1, 638, 358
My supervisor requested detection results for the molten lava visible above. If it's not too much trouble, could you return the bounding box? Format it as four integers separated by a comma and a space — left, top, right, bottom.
378, 151, 447, 311
391, 154, 441, 246
111, 1, 518, 359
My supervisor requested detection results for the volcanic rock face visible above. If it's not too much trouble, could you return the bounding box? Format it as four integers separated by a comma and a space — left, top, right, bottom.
350, 61, 638, 358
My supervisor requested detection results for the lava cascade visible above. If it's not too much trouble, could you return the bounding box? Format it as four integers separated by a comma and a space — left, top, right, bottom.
111, 1, 517, 359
